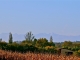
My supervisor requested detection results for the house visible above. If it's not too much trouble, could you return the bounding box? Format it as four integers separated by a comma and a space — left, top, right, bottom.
58, 48, 73, 56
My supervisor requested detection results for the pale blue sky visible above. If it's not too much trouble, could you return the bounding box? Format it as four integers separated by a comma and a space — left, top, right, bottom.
0, 0, 80, 36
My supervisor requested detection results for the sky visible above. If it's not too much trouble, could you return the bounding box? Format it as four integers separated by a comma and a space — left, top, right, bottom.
0, 0, 80, 36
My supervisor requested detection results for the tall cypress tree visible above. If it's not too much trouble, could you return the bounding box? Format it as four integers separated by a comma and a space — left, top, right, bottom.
9, 32, 13, 44
50, 36, 53, 42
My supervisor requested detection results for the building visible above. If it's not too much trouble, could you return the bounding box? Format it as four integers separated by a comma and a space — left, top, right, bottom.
58, 48, 73, 56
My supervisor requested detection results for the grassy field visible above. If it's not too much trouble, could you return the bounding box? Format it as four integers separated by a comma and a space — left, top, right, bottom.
0, 50, 80, 60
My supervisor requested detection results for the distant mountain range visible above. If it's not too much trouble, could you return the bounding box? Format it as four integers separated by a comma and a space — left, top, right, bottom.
0, 33, 80, 42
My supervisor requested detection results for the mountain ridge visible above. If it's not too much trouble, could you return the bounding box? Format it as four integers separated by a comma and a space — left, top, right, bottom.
0, 33, 80, 42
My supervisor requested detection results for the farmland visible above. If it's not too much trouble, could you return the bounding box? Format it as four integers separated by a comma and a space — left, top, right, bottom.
0, 50, 80, 60
0, 32, 80, 60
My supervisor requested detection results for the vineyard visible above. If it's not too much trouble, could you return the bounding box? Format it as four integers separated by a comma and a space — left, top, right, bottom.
0, 50, 80, 60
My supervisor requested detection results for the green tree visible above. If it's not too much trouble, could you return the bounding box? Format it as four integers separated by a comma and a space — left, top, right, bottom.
9, 32, 13, 44
48, 42, 55, 46
62, 41, 72, 49
73, 50, 80, 57
48, 36, 55, 46
0, 38, 2, 42
0, 41, 7, 50
50, 36, 53, 42
36, 38, 48, 48
32, 38, 37, 46
25, 31, 34, 42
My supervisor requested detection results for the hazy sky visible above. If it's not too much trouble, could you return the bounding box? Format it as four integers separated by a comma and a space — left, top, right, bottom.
0, 0, 80, 36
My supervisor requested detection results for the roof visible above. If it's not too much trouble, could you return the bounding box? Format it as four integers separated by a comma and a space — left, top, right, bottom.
61, 49, 73, 52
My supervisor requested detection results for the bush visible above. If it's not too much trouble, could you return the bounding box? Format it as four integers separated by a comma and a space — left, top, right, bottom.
45, 46, 56, 53
73, 50, 80, 56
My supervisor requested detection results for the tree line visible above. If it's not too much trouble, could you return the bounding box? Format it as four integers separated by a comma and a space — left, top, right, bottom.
0, 31, 80, 56
0, 31, 56, 54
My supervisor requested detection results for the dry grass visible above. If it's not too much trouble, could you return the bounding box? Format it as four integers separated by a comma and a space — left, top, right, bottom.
0, 50, 80, 60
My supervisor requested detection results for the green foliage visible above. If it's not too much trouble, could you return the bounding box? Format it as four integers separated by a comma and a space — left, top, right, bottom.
32, 38, 37, 46
0, 41, 7, 50
9, 32, 13, 44
4, 31, 80, 55
45, 46, 56, 53
48, 42, 55, 46
36, 38, 48, 48
62, 41, 72, 48
25, 31, 34, 42
73, 50, 80, 56
2, 31, 80, 56
0, 31, 57, 54
50, 36, 53, 42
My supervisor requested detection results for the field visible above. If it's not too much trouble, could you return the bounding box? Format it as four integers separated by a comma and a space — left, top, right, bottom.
0, 50, 80, 60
